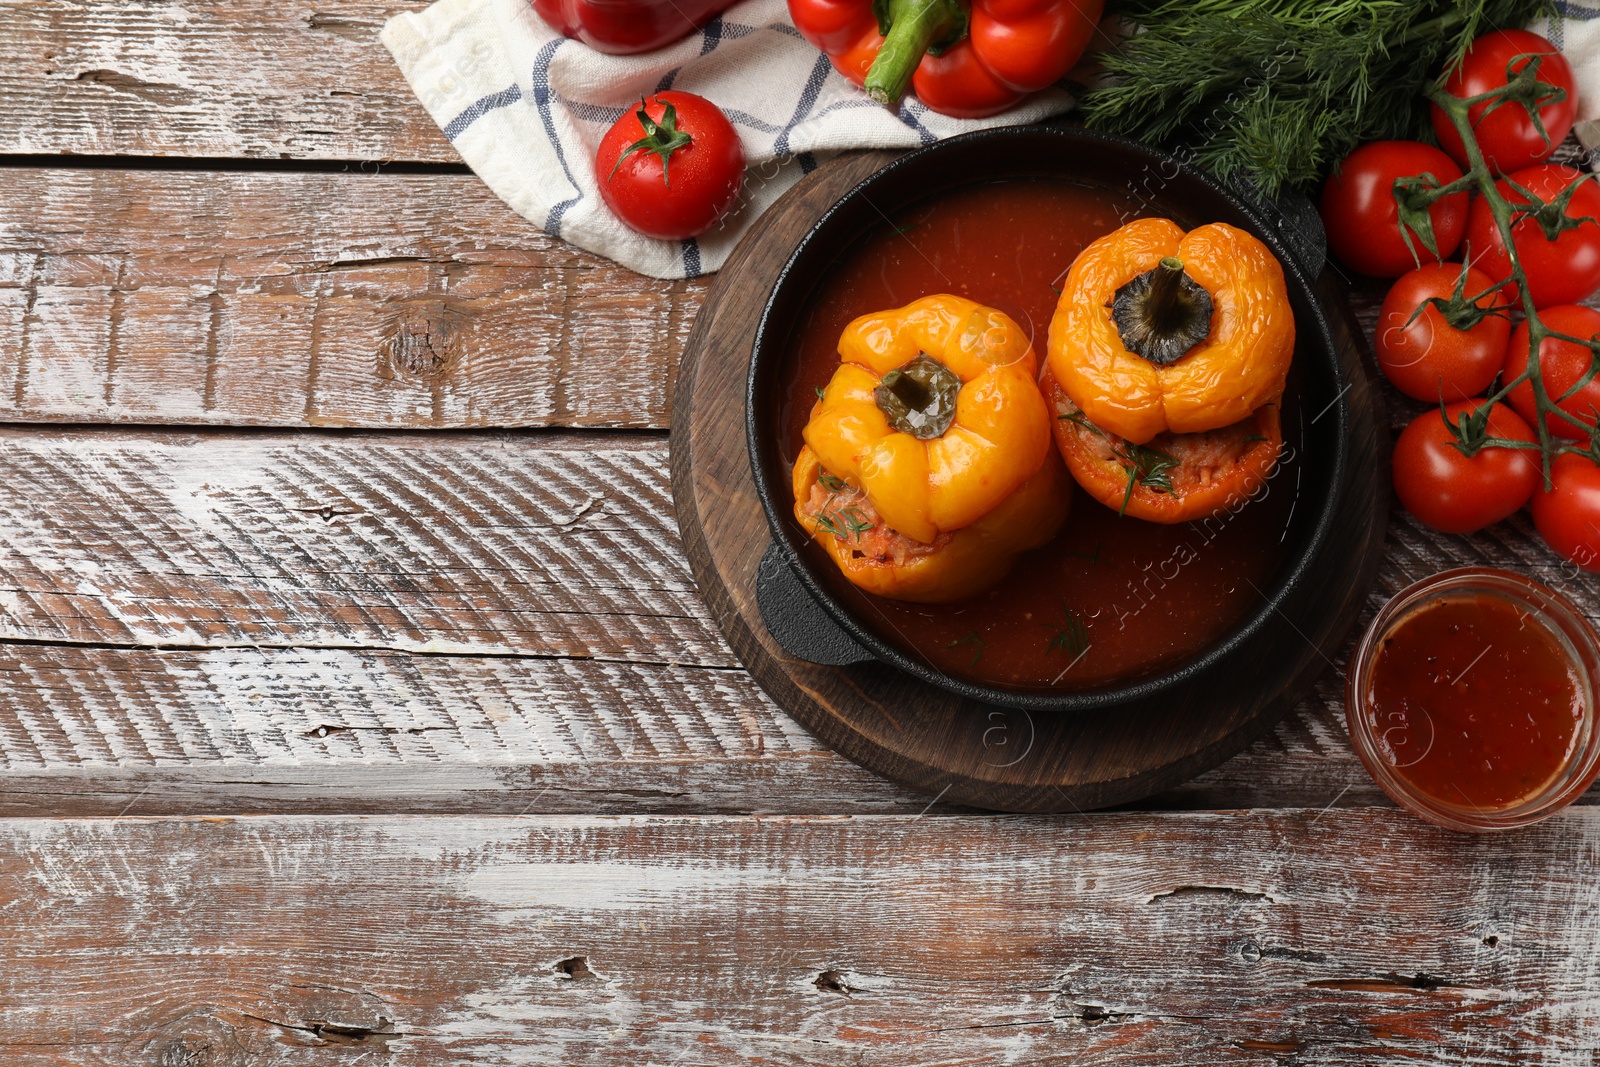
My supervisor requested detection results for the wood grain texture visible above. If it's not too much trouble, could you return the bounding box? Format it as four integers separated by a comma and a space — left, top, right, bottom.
0, 424, 1590, 814
0, 0, 454, 161
2, 810, 1598, 1066
0, 167, 703, 429
0, 645, 1378, 815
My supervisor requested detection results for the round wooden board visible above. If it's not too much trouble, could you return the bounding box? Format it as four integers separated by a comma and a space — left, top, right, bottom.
670, 151, 1389, 813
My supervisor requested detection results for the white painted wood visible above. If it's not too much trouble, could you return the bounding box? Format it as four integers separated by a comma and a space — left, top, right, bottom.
0, 167, 702, 429
0, 427, 1587, 814
1, 810, 1597, 1065
0, 0, 453, 161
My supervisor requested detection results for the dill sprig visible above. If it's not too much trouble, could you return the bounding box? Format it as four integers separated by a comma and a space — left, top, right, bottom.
949, 631, 985, 666
813, 505, 874, 540
1080, 0, 1555, 196
1060, 411, 1180, 513
1047, 603, 1091, 658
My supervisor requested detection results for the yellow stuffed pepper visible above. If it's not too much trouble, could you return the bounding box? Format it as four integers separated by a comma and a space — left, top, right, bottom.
1047, 217, 1294, 445
1044, 218, 1295, 524
794, 294, 1067, 603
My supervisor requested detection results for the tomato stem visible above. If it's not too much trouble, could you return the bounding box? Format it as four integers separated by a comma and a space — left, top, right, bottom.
1423, 77, 1600, 481
610, 97, 694, 189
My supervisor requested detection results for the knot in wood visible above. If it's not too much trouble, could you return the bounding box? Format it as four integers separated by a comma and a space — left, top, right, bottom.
379, 303, 458, 382
149, 1014, 250, 1067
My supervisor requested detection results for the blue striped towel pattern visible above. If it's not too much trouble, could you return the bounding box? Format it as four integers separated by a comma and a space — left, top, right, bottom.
381, 0, 1077, 279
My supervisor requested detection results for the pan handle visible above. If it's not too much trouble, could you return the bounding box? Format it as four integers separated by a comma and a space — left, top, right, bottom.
755, 542, 874, 666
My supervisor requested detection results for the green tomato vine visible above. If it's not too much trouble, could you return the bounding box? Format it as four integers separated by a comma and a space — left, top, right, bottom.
1405, 53, 1600, 483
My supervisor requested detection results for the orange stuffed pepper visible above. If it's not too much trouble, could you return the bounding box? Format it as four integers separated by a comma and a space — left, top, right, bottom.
795, 294, 1068, 602
1045, 218, 1295, 523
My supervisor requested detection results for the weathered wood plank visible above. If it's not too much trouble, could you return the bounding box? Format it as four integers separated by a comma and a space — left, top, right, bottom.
0, 427, 1591, 814
0, 645, 938, 815
0, 642, 1376, 816
0, 167, 702, 429
0, 428, 720, 660
0, 0, 453, 161
2, 811, 1597, 1065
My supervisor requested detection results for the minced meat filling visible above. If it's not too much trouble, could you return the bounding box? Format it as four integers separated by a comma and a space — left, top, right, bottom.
802, 476, 952, 564
1053, 393, 1268, 493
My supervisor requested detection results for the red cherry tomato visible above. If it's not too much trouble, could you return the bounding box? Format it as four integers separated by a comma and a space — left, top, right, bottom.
1463, 164, 1600, 308
1506, 304, 1600, 440
1321, 141, 1469, 277
1533, 453, 1600, 572
595, 91, 745, 241
1431, 29, 1578, 176
1375, 263, 1512, 401
1393, 400, 1541, 533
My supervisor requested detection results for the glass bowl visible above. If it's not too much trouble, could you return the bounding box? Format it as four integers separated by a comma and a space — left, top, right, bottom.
1345, 567, 1600, 832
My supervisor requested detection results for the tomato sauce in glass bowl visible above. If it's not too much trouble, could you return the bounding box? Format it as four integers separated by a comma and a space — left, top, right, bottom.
1346, 568, 1600, 831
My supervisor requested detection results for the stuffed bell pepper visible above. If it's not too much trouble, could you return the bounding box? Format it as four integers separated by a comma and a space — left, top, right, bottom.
1045, 218, 1296, 523
788, 0, 1103, 118
795, 294, 1069, 602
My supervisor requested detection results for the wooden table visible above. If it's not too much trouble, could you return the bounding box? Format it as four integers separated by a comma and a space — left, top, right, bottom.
1, 4, 1596, 1063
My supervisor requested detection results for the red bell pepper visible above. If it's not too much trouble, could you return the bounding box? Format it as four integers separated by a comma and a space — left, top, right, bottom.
789, 0, 1102, 118
531, 0, 737, 55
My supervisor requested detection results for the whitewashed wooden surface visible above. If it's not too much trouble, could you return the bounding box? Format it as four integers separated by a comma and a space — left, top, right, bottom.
5, 811, 1599, 1066
1, 5, 1599, 1063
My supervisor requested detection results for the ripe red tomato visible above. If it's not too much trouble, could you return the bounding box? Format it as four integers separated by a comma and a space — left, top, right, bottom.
1532, 453, 1600, 571
1375, 263, 1511, 401
1506, 304, 1600, 440
1321, 141, 1469, 277
1431, 29, 1578, 175
595, 91, 745, 241
1393, 400, 1541, 533
1463, 164, 1600, 308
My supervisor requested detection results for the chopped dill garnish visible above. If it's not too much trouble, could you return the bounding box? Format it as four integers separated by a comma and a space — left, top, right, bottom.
838, 507, 875, 535
1060, 409, 1179, 514
818, 471, 847, 491
948, 631, 985, 666
815, 386, 827, 400
1124, 442, 1179, 495
1047, 603, 1091, 658
1063, 542, 1103, 567
814, 505, 873, 540
813, 511, 848, 538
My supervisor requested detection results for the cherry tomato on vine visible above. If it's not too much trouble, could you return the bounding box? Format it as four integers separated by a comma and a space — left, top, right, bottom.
1431, 29, 1578, 176
1464, 163, 1600, 308
1393, 400, 1541, 533
1506, 304, 1600, 440
1375, 263, 1512, 401
1532, 453, 1600, 572
1321, 141, 1469, 278
595, 91, 745, 241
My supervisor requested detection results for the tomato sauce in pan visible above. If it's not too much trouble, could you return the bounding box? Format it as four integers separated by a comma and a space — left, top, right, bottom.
778, 178, 1302, 690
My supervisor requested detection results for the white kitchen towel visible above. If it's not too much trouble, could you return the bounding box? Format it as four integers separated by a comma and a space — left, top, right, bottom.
1534, 3, 1600, 150
380, 0, 1076, 279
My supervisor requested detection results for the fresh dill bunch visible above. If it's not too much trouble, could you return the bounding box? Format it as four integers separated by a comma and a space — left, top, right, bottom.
1080, 0, 1557, 196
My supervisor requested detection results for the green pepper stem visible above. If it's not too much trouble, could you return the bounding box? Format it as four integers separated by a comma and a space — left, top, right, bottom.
863, 0, 964, 106
881, 368, 931, 409
1146, 257, 1188, 332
